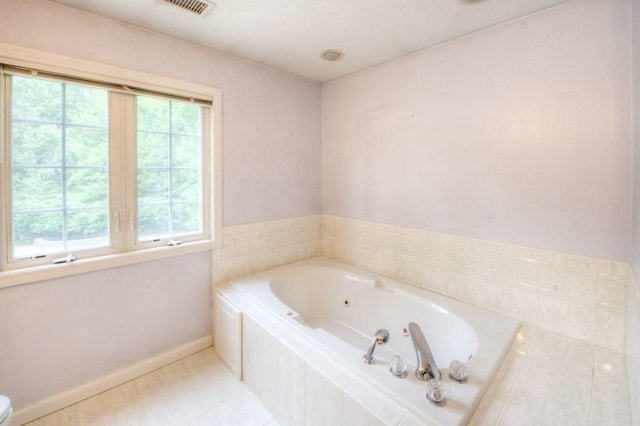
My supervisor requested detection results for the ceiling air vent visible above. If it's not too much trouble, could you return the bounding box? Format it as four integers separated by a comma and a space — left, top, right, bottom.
160, 0, 215, 16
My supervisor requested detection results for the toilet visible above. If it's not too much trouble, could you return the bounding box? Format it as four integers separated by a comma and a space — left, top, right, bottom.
0, 396, 11, 426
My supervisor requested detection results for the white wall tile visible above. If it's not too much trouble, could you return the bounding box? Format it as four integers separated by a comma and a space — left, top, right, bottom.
342, 380, 406, 425
494, 283, 539, 324
540, 250, 598, 272
597, 276, 628, 312
498, 331, 593, 426
493, 258, 540, 289
318, 215, 628, 351
423, 232, 456, 269
538, 264, 597, 305
509, 322, 539, 357
626, 274, 640, 426
305, 365, 342, 426
594, 308, 626, 352
342, 393, 385, 426
537, 294, 595, 342
396, 257, 424, 287
599, 259, 630, 278
456, 274, 495, 310
276, 344, 306, 426
241, 316, 278, 415
455, 254, 494, 280
468, 352, 525, 426
591, 347, 631, 426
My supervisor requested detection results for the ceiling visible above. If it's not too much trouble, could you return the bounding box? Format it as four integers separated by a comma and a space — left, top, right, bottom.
50, 0, 572, 83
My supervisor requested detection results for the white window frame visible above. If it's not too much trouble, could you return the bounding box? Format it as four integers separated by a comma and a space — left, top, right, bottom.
0, 43, 222, 288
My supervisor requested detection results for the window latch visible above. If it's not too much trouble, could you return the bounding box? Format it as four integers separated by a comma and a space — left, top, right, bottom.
166, 239, 183, 247
114, 211, 120, 233
53, 254, 77, 264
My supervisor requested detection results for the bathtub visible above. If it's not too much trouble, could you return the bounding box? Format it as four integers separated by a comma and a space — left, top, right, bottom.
219, 257, 519, 425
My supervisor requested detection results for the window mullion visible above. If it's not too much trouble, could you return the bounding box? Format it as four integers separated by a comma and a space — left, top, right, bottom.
168, 101, 174, 237
0, 74, 10, 268
109, 91, 130, 253
123, 94, 138, 251
61, 83, 69, 252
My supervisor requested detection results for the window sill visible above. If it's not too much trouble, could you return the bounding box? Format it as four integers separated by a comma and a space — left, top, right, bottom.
0, 240, 213, 289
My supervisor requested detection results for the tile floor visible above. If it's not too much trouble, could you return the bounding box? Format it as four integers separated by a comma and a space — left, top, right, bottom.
25, 348, 278, 426
24, 324, 632, 426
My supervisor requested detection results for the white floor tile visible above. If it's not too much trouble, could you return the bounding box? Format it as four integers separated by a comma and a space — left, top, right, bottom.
25, 347, 276, 426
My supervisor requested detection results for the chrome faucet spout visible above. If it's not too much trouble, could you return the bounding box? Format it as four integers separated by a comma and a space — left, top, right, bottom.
362, 329, 389, 364
408, 322, 440, 381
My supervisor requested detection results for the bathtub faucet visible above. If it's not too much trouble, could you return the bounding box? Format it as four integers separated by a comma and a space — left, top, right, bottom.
362, 329, 389, 364
408, 322, 440, 380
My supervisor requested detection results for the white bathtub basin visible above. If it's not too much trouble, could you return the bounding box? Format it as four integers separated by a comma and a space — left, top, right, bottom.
227, 257, 519, 425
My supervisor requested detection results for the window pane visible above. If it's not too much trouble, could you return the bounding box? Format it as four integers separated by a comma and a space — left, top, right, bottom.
138, 204, 170, 240
65, 84, 108, 126
137, 97, 169, 132
138, 169, 169, 203
11, 122, 62, 166
172, 135, 200, 168
136, 96, 204, 241
172, 203, 201, 235
171, 101, 200, 135
66, 127, 108, 167
13, 211, 64, 258
66, 168, 109, 208
138, 132, 169, 167
11, 76, 62, 122
9, 75, 110, 259
67, 209, 110, 249
172, 169, 200, 201
12, 168, 63, 210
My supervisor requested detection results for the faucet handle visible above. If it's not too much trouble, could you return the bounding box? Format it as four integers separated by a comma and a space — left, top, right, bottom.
426, 379, 446, 406
389, 355, 408, 378
449, 360, 468, 383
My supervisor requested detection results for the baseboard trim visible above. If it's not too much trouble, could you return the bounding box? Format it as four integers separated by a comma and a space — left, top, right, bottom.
12, 336, 213, 425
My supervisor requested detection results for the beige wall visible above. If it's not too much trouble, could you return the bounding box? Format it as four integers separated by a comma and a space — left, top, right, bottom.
0, 0, 322, 226
0, 0, 321, 412
321, 0, 632, 260
0, 252, 212, 409
629, 0, 640, 423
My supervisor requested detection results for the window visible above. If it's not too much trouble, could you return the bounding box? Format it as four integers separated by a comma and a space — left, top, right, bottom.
136, 96, 204, 242
1, 65, 217, 272
10, 75, 110, 259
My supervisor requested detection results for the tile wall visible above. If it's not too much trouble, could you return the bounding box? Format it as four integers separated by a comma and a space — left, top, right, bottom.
321, 215, 629, 352
212, 215, 321, 285
627, 273, 640, 425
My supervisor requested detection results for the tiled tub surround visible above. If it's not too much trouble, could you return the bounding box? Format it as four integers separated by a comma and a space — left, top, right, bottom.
217, 285, 431, 425
210, 214, 633, 423
627, 272, 640, 425
212, 215, 628, 352
220, 258, 519, 425
217, 285, 631, 425
213, 215, 321, 286
321, 215, 628, 352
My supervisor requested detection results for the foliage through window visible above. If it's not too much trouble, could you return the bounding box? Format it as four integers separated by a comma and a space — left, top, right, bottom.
2, 69, 212, 269
136, 96, 203, 241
